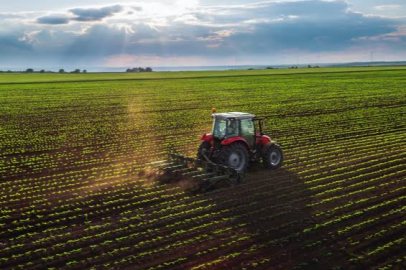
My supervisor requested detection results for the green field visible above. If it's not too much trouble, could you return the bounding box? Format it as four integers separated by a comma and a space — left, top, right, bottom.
2, 66, 406, 84
0, 67, 405, 270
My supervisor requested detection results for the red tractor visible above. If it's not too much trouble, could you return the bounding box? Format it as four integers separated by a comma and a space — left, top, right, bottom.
149, 111, 283, 191
197, 111, 283, 172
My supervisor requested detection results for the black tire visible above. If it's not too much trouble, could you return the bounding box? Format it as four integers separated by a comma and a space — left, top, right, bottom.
197, 141, 211, 161
219, 143, 249, 172
263, 143, 283, 169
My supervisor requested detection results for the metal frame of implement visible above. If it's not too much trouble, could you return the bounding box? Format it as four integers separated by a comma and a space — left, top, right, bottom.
148, 153, 243, 192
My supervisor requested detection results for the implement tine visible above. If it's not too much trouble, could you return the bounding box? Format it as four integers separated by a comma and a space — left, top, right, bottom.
147, 152, 244, 190
161, 164, 186, 171
147, 160, 168, 165
192, 172, 217, 179
172, 167, 196, 174
145, 160, 173, 167
182, 170, 203, 176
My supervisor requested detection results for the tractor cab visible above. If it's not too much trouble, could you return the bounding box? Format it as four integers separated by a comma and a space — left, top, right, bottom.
212, 112, 254, 137
211, 112, 266, 148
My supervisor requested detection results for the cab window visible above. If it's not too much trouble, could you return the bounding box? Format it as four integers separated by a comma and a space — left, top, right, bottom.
241, 119, 255, 136
226, 119, 239, 137
213, 119, 227, 138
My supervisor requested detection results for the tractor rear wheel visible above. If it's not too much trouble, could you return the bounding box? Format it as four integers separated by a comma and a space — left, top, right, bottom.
219, 143, 249, 172
197, 141, 211, 161
263, 143, 283, 169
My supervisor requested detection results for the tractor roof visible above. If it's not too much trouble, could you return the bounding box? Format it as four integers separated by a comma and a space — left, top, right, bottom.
212, 112, 255, 120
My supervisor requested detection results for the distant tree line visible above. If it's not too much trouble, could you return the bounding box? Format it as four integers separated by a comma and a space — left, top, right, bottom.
0, 70, 20, 73
287, 65, 320, 69
60, 69, 87, 73
0, 69, 87, 73
126, 67, 153, 73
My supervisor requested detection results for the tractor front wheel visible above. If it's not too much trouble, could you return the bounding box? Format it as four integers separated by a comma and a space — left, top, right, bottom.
197, 141, 211, 161
219, 143, 249, 172
263, 143, 283, 169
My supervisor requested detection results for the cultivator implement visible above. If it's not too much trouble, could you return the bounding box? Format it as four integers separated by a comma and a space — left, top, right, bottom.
146, 153, 243, 192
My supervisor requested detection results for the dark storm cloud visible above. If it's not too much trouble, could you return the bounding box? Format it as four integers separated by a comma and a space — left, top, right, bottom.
221, 11, 398, 54
36, 5, 127, 25
0, 33, 33, 62
69, 5, 123, 21
0, 35, 29, 49
36, 15, 70, 25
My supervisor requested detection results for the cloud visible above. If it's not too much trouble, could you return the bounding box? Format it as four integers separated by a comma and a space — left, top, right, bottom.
150, 0, 402, 55
66, 24, 127, 56
354, 26, 406, 42
224, 11, 397, 53
374, 5, 403, 11
36, 14, 70, 25
69, 5, 124, 21
0, 33, 34, 67
0, 34, 32, 50
0, 13, 24, 20
36, 5, 130, 25
1, 0, 406, 69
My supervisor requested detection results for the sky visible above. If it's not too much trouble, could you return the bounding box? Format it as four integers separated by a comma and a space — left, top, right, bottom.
0, 0, 405, 70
